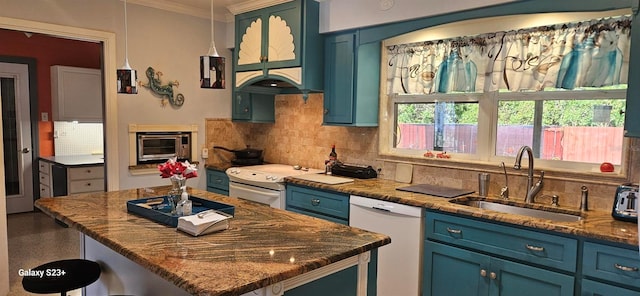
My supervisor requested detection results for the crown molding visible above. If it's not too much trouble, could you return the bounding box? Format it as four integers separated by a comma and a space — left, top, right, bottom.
126, 0, 232, 22
226, 0, 293, 15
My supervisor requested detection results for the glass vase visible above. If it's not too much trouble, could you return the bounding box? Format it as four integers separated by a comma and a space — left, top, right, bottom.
168, 178, 186, 215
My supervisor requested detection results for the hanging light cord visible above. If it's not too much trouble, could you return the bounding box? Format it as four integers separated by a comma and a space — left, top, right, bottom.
122, 0, 131, 69
207, 0, 219, 57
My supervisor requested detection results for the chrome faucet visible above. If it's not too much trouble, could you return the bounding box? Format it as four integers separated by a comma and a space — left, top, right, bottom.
513, 146, 544, 203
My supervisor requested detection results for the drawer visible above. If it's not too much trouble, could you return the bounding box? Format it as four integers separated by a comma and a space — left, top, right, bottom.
38, 160, 51, 173
286, 185, 349, 220
582, 279, 640, 296
583, 241, 640, 289
206, 169, 229, 191
426, 211, 577, 272
39, 183, 51, 198
68, 166, 104, 181
39, 172, 51, 187
68, 178, 104, 194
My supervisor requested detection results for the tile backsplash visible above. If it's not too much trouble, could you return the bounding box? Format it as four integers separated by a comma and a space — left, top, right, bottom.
206, 93, 637, 212
53, 121, 103, 156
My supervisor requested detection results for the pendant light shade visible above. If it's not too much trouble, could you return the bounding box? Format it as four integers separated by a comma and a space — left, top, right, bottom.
117, 0, 138, 94
200, 0, 225, 89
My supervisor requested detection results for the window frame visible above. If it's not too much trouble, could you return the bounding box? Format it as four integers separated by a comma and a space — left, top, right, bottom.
379, 9, 632, 179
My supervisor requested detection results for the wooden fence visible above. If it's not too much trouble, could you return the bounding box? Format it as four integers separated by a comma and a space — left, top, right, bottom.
397, 124, 623, 164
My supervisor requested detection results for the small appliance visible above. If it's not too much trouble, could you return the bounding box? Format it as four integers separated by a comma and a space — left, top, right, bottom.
331, 163, 378, 179
612, 183, 639, 223
136, 131, 191, 164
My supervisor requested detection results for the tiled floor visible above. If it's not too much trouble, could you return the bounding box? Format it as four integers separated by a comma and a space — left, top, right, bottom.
7, 211, 81, 296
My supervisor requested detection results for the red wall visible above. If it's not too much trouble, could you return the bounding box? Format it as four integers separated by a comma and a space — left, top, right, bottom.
0, 29, 101, 156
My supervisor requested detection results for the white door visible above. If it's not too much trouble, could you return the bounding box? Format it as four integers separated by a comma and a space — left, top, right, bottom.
0, 62, 34, 213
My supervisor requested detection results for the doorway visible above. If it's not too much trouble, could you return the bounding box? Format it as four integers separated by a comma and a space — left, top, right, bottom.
0, 61, 34, 214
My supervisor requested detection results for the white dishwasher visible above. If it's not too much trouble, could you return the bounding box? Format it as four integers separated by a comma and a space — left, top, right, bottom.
349, 195, 424, 296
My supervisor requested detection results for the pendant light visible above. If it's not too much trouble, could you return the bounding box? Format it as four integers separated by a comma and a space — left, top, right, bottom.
117, 0, 138, 94
200, 0, 225, 89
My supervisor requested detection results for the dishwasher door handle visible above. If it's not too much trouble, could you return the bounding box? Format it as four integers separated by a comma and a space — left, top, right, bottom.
372, 206, 391, 212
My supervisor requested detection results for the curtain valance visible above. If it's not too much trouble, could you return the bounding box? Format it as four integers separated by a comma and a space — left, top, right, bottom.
386, 15, 632, 95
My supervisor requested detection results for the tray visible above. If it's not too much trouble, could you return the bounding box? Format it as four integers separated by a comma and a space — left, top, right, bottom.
126, 195, 235, 227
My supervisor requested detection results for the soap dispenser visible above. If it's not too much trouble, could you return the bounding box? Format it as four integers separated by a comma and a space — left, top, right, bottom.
176, 186, 192, 216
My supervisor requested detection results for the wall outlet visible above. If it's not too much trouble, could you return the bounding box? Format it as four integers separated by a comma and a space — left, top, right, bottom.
41, 112, 49, 122
202, 147, 209, 159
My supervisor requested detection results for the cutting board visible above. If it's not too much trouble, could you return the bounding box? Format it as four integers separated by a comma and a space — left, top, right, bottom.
396, 184, 474, 198
395, 163, 413, 183
294, 174, 354, 185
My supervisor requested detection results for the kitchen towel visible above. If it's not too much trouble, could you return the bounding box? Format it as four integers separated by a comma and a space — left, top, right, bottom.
177, 210, 232, 236
396, 184, 475, 198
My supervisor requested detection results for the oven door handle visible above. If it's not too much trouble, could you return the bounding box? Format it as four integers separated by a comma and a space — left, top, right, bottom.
229, 182, 281, 198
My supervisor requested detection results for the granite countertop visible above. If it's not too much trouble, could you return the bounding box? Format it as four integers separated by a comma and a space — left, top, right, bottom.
285, 177, 639, 247
34, 187, 390, 296
40, 155, 104, 166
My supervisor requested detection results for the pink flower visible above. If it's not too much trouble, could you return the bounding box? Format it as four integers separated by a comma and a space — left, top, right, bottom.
157, 157, 198, 179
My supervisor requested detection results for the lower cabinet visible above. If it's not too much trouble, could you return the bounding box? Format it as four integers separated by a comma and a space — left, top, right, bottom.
38, 160, 104, 197
284, 184, 376, 296
581, 241, 640, 294
425, 240, 574, 296
582, 279, 640, 296
206, 168, 229, 196
424, 211, 576, 296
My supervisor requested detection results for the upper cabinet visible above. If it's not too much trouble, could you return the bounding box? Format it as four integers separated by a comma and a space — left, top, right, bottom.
51, 65, 102, 123
233, 0, 323, 93
323, 31, 380, 126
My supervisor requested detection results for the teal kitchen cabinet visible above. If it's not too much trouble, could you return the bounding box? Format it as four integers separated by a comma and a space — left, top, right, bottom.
284, 184, 377, 296
286, 184, 350, 225
206, 168, 229, 196
581, 241, 640, 294
231, 91, 275, 123
425, 241, 574, 296
323, 31, 380, 126
234, 0, 323, 92
423, 211, 576, 296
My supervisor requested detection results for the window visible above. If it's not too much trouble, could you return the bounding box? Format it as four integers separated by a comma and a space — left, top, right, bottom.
383, 11, 631, 173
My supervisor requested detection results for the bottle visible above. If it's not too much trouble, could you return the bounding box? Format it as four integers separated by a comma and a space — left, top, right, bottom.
329, 144, 337, 163
176, 186, 192, 216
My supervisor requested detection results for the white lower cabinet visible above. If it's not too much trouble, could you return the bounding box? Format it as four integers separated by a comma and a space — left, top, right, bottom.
38, 159, 104, 197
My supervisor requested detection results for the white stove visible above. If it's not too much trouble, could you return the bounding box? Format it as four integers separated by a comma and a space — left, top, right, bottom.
226, 164, 323, 209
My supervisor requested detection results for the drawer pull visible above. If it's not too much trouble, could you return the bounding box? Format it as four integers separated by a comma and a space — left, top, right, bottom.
86, 169, 92, 173
480, 269, 487, 277
86, 182, 92, 186
525, 244, 545, 252
311, 199, 320, 206
446, 227, 462, 234
614, 263, 639, 272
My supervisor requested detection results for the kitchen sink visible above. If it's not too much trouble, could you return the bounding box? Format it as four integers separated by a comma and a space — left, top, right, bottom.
450, 197, 583, 222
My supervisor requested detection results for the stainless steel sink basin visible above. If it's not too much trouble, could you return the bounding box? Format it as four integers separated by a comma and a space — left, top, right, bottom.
450, 198, 583, 222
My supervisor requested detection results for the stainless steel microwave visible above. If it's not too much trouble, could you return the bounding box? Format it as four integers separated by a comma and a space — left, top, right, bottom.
136, 132, 191, 164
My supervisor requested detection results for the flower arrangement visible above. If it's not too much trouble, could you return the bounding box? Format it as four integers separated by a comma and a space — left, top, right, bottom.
157, 157, 198, 181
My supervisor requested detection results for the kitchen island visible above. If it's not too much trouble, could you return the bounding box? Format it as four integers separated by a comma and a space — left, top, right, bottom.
34, 187, 390, 296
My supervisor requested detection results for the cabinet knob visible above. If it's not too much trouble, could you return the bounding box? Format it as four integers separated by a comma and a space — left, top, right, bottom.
324, 109, 329, 115
480, 269, 487, 277
311, 198, 320, 206
86, 182, 92, 186
86, 169, 92, 173
244, 107, 250, 113
490, 272, 497, 280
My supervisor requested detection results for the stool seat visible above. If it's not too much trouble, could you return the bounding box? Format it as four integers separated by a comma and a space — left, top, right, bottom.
22, 259, 101, 296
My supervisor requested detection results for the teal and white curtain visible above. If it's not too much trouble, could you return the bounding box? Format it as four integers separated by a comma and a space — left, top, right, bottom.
387, 15, 632, 95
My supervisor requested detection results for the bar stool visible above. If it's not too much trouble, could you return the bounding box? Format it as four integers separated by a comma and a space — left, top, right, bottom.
22, 259, 101, 296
